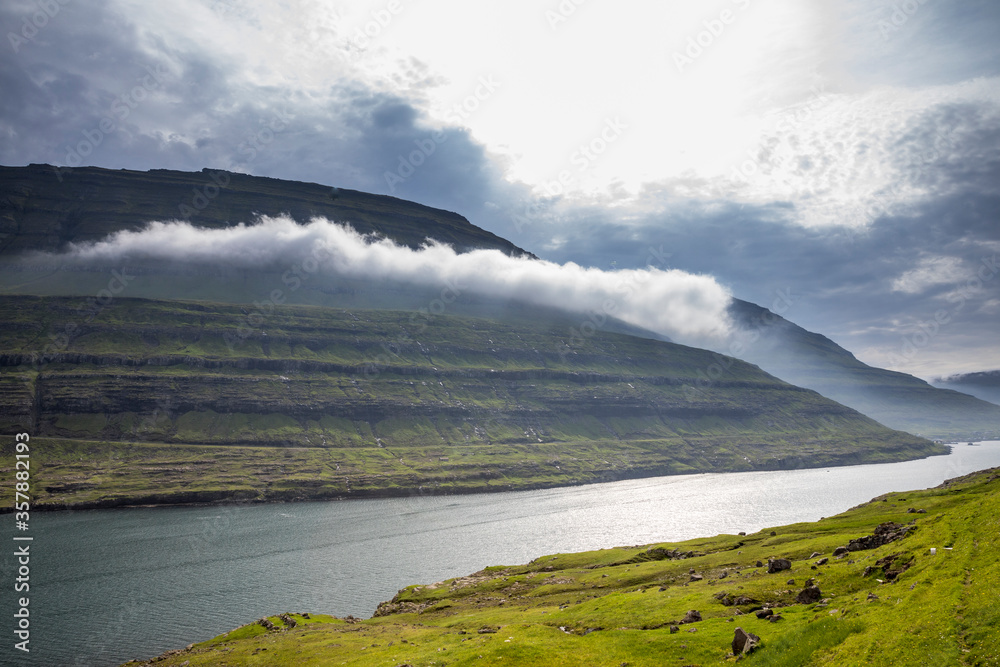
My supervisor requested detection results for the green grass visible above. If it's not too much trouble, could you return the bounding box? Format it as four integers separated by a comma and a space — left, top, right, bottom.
123, 467, 1000, 666
0, 295, 944, 508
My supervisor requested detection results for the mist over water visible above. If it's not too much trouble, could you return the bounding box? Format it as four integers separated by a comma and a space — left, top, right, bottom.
9, 442, 1000, 666
37, 216, 734, 346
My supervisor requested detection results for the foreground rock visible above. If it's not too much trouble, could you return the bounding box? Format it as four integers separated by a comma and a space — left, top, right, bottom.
767, 558, 792, 574
796, 585, 822, 604
732, 627, 761, 655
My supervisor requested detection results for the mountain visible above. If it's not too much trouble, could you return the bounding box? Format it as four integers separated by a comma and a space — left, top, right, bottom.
932, 370, 1000, 407
0, 163, 949, 508
0, 163, 528, 256
129, 466, 1000, 666
727, 299, 1000, 441
0, 294, 937, 509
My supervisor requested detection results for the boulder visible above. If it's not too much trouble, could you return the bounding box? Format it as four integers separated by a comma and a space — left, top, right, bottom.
815, 557, 829, 566
833, 546, 849, 557
669, 625, 679, 634
767, 558, 792, 574
768, 614, 784, 622
689, 573, 704, 582
732, 627, 761, 655
755, 560, 764, 568
681, 610, 702, 624
796, 585, 822, 604
755, 608, 773, 619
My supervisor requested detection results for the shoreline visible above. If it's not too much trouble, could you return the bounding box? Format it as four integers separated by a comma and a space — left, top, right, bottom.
10, 442, 963, 514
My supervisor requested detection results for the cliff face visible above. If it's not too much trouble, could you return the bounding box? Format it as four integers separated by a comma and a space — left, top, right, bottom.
0, 163, 529, 257
1, 295, 905, 449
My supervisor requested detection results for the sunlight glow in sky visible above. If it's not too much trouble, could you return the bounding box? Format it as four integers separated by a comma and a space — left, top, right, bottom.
2, 0, 999, 376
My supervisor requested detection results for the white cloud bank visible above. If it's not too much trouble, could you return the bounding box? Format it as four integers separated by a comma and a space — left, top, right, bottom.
57, 216, 733, 345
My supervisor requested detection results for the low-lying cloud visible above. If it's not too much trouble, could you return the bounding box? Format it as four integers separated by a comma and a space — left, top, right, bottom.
55, 216, 733, 345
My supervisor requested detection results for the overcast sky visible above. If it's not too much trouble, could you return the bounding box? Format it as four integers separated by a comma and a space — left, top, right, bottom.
2, 0, 998, 377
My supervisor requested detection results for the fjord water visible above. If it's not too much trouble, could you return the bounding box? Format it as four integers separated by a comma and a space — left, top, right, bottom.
6, 442, 1000, 666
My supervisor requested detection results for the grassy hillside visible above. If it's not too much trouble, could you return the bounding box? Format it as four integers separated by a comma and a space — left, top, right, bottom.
124, 466, 1000, 666
0, 295, 940, 509
729, 300, 1000, 441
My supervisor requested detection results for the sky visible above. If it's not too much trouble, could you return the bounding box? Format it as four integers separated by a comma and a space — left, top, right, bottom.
1, 0, 999, 377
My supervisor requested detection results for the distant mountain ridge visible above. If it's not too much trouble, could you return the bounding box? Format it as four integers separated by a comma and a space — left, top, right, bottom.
932, 370, 1000, 408
727, 299, 1000, 440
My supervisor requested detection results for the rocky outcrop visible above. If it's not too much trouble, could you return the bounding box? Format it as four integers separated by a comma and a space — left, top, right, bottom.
847, 522, 914, 551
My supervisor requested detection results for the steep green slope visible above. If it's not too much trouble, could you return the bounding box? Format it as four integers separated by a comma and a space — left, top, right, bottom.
0, 295, 939, 509
125, 466, 1000, 667
0, 163, 528, 256
728, 299, 1000, 440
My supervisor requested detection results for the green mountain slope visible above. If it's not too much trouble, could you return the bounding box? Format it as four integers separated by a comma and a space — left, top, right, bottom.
1, 163, 989, 443
125, 466, 1000, 667
0, 295, 939, 509
728, 299, 1000, 441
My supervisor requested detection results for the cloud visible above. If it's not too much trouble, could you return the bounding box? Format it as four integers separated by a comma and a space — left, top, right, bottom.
891, 256, 968, 294
2, 0, 999, 376
51, 216, 734, 345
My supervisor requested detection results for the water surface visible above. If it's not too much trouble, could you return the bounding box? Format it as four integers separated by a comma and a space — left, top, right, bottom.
4, 441, 999, 666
